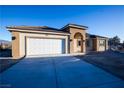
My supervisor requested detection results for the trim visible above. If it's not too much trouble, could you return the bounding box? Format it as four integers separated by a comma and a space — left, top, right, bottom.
61, 24, 88, 30
7, 28, 70, 35
20, 31, 69, 36
26, 36, 67, 40
25, 36, 27, 57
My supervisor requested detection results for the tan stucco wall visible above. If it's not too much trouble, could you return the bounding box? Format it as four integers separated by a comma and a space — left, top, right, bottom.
96, 37, 108, 51
68, 27, 86, 53
19, 32, 69, 58
92, 38, 97, 51
90, 37, 108, 52
11, 32, 20, 59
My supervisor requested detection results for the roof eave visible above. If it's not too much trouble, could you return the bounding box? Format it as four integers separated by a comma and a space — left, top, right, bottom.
61, 24, 88, 30
7, 28, 70, 35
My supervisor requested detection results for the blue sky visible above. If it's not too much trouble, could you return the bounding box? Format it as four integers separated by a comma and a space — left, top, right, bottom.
0, 5, 124, 42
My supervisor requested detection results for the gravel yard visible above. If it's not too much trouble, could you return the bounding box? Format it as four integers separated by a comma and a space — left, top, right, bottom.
76, 50, 124, 79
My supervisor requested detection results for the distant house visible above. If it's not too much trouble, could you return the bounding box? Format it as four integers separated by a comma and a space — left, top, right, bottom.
7, 24, 108, 59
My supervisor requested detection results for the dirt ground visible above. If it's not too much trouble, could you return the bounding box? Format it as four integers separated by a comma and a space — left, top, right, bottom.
76, 50, 124, 80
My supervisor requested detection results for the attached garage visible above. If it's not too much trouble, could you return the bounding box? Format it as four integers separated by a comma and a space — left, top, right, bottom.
7, 26, 70, 59
26, 38, 65, 56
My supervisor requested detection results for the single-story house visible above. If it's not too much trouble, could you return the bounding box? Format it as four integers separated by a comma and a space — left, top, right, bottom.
7, 24, 108, 59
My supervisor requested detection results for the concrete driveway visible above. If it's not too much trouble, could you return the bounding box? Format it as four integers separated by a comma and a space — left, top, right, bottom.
0, 56, 124, 88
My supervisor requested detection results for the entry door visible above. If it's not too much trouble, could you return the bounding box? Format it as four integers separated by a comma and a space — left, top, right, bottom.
74, 39, 82, 53
26, 38, 65, 56
76, 39, 82, 52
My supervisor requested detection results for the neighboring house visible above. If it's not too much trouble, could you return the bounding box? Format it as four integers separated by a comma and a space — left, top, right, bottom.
7, 24, 108, 59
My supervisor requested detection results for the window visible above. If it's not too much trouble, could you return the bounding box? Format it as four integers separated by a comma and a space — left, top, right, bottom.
77, 40, 81, 46
99, 39, 105, 46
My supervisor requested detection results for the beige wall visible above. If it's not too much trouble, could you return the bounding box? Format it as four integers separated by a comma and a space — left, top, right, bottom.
11, 31, 69, 59
88, 37, 108, 52
92, 38, 97, 51
11, 32, 20, 59
69, 27, 86, 53
96, 37, 108, 51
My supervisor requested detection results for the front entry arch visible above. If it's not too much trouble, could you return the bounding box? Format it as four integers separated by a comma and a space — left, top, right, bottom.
74, 32, 83, 53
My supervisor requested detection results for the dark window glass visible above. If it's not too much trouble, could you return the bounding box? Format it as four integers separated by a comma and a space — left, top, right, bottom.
78, 40, 81, 46
99, 40, 105, 46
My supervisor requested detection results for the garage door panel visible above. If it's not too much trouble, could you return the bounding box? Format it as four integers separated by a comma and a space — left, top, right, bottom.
27, 38, 65, 56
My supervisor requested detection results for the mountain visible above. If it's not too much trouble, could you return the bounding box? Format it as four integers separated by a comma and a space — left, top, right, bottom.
0, 40, 11, 44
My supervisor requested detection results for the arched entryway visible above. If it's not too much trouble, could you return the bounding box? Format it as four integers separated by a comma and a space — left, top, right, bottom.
74, 32, 83, 53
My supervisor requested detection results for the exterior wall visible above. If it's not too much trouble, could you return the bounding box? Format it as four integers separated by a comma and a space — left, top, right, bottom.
73, 39, 81, 52
86, 38, 93, 52
87, 37, 108, 52
92, 38, 98, 51
11, 32, 20, 59
96, 37, 108, 51
19, 32, 69, 58
68, 27, 86, 53
10, 26, 108, 59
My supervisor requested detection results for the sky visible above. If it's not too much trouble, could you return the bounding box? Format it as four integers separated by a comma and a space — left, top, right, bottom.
0, 5, 124, 42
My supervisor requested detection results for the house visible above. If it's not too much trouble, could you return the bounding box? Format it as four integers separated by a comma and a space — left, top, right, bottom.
7, 24, 108, 59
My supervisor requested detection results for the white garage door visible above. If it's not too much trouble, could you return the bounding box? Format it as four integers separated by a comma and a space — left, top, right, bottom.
26, 38, 65, 56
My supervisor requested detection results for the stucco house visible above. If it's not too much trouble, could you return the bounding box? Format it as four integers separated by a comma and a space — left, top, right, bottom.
7, 24, 108, 59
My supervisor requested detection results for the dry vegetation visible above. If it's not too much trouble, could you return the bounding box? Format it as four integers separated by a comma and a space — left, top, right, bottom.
76, 50, 124, 79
